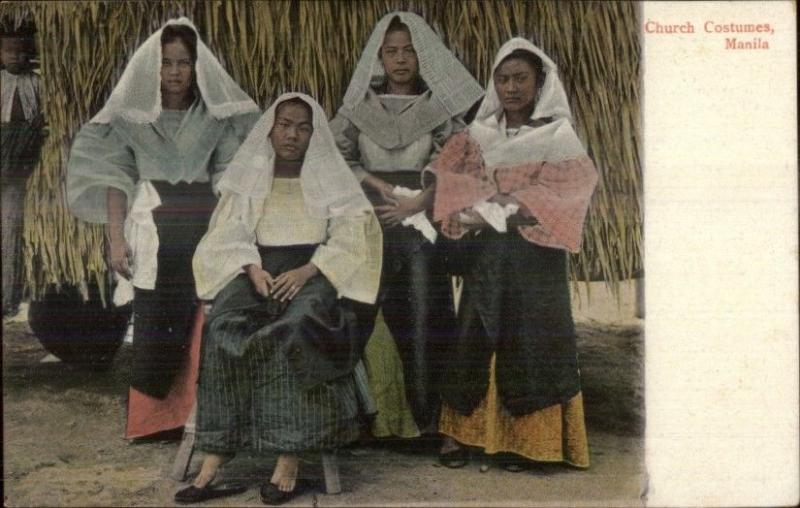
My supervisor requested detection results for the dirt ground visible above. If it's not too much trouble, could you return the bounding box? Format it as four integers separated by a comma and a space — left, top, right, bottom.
3, 282, 644, 507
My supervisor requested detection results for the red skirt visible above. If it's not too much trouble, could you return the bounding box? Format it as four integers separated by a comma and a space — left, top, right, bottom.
125, 303, 203, 439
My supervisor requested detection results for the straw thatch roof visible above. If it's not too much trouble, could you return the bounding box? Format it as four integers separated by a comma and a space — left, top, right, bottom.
0, 1, 641, 302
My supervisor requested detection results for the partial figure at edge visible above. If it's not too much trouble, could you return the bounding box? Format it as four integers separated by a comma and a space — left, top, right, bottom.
1, 21, 44, 317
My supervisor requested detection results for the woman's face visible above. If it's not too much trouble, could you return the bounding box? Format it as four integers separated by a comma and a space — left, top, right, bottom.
269, 102, 314, 162
380, 28, 418, 88
160, 39, 194, 98
493, 57, 540, 118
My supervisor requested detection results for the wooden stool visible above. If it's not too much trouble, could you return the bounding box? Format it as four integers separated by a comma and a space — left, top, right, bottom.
169, 403, 197, 482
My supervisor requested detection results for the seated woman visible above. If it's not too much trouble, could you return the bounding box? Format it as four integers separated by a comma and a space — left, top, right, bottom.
178, 93, 382, 505
428, 38, 598, 471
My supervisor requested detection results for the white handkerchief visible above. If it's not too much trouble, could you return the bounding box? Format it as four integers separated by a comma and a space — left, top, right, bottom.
467, 200, 520, 233
111, 181, 162, 306
113, 276, 135, 307
394, 186, 437, 244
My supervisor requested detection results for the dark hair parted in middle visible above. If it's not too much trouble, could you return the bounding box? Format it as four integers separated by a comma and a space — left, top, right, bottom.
498, 48, 546, 90
275, 97, 313, 119
161, 24, 198, 63
378, 16, 427, 95
385, 16, 409, 36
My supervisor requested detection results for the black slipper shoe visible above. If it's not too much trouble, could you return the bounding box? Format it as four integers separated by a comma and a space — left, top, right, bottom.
259, 480, 307, 505
439, 446, 469, 468
174, 483, 247, 504
502, 462, 526, 472
496, 453, 528, 473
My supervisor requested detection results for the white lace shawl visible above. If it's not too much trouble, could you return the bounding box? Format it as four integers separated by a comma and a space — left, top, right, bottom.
218, 92, 372, 219
90, 17, 258, 124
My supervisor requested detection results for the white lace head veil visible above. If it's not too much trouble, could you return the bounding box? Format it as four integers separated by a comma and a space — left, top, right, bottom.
217, 93, 372, 219
475, 37, 572, 123
469, 38, 587, 167
341, 11, 483, 120
90, 17, 258, 124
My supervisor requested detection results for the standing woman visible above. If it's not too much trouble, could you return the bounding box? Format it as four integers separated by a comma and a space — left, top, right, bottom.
430, 38, 597, 470
330, 11, 483, 438
67, 18, 259, 420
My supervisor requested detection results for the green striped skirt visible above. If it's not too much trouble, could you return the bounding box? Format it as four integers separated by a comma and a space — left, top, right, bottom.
196, 244, 370, 454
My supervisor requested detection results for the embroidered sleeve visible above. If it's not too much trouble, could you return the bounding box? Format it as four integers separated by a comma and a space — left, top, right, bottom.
192, 191, 262, 300
66, 123, 139, 224
330, 114, 369, 182
428, 114, 467, 166
209, 112, 260, 194
311, 211, 382, 304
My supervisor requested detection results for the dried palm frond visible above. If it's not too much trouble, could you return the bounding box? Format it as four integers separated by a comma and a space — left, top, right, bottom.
0, 0, 641, 302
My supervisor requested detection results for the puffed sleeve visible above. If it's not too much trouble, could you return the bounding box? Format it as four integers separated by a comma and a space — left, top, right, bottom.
66, 123, 138, 224
192, 190, 264, 300
428, 114, 467, 165
310, 211, 382, 304
330, 113, 369, 183
209, 111, 261, 193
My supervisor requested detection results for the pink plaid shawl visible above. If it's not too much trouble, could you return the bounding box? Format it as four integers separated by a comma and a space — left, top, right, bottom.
431, 131, 597, 253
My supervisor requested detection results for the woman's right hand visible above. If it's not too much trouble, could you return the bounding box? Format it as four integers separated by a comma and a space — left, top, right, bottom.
108, 234, 133, 279
363, 174, 398, 206
106, 188, 131, 279
245, 264, 274, 297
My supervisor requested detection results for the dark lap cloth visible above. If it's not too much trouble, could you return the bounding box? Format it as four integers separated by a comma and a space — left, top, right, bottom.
440, 229, 581, 417
196, 245, 363, 454
362, 171, 457, 431
130, 180, 216, 398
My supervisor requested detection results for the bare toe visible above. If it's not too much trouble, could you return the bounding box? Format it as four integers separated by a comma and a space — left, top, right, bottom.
279, 476, 296, 492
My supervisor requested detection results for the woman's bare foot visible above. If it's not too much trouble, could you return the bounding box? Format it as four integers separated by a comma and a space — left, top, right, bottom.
193, 453, 234, 488
269, 454, 299, 492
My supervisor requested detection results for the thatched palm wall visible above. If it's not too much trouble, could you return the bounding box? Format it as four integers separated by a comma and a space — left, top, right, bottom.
0, 1, 641, 301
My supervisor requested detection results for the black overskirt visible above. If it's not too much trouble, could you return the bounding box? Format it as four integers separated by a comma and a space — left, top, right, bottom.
130, 180, 216, 398
361, 171, 456, 430
440, 229, 581, 417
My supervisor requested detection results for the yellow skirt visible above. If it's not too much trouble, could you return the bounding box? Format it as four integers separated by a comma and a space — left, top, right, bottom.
439, 355, 590, 468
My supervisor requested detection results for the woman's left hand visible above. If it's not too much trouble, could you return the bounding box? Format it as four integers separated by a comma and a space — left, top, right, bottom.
457, 209, 488, 230
375, 194, 424, 227
489, 193, 519, 208
489, 194, 537, 226
271, 263, 320, 302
